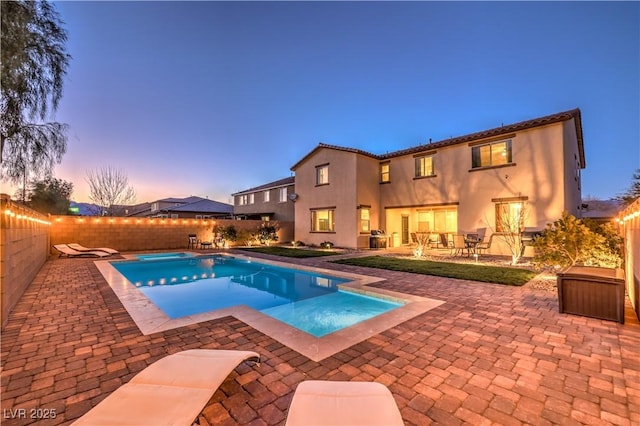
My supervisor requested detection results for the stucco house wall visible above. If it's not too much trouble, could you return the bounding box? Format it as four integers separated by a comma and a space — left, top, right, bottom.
292, 109, 584, 251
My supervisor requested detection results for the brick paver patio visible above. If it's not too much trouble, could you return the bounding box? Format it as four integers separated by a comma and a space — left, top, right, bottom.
1, 251, 639, 425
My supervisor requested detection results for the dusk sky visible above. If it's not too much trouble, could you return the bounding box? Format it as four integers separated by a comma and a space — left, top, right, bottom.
20, 1, 640, 204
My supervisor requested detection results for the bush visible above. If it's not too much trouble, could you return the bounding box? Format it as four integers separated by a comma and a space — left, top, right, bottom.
257, 222, 279, 246
320, 241, 334, 249
533, 212, 622, 269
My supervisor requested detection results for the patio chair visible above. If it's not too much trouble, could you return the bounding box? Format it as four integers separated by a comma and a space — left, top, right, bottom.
475, 233, 494, 255
439, 233, 450, 248
188, 234, 198, 249
72, 349, 260, 426
66, 243, 119, 255
285, 381, 404, 426
53, 244, 111, 258
451, 234, 469, 256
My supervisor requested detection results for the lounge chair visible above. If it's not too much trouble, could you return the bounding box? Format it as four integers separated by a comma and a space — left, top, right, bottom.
53, 244, 111, 258
72, 349, 260, 426
285, 381, 404, 426
67, 243, 119, 255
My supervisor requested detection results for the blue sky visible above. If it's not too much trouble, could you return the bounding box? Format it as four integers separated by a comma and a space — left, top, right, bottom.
42, 1, 639, 204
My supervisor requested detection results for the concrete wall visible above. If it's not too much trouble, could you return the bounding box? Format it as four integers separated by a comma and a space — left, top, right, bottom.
1, 194, 50, 328
620, 198, 640, 321
49, 216, 294, 252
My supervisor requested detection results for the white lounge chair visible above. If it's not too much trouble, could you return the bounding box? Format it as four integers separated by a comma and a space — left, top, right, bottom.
53, 244, 111, 258
72, 349, 260, 425
285, 381, 404, 426
67, 243, 119, 255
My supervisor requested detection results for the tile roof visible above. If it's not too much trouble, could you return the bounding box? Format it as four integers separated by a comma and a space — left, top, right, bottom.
167, 198, 233, 214
291, 108, 585, 169
232, 176, 295, 196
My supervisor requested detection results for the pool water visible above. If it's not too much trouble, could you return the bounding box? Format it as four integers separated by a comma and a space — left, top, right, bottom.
135, 252, 195, 261
111, 254, 402, 336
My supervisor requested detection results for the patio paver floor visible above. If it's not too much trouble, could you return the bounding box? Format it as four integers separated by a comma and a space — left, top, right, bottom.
1, 251, 639, 425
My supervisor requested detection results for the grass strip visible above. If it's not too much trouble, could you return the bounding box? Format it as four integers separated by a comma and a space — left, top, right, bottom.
237, 246, 339, 258
332, 256, 537, 286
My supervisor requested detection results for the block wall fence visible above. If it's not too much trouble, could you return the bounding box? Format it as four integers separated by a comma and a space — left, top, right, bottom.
1, 192, 294, 328
619, 197, 640, 321
1, 194, 51, 327
48, 216, 294, 252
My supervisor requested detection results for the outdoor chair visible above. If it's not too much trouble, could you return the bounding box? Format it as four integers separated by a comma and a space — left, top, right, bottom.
439, 233, 450, 248
475, 233, 494, 255
188, 234, 198, 249
72, 349, 260, 425
53, 244, 111, 258
285, 381, 404, 426
66, 243, 119, 255
451, 234, 469, 256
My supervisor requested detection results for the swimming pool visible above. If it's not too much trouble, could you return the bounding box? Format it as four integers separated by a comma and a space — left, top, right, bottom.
111, 254, 402, 337
98, 252, 444, 361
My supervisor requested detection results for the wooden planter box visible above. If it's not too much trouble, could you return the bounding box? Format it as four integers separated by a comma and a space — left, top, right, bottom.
557, 266, 625, 323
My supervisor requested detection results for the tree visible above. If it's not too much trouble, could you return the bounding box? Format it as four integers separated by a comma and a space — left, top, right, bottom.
86, 166, 136, 216
1, 0, 71, 193
26, 176, 73, 214
492, 202, 529, 265
533, 212, 621, 269
615, 168, 640, 206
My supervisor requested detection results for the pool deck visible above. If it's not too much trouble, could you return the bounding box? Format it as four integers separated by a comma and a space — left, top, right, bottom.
1, 250, 639, 425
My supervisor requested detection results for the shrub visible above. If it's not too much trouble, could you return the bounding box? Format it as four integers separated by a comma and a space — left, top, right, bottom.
533, 212, 622, 269
257, 222, 279, 246
320, 241, 334, 249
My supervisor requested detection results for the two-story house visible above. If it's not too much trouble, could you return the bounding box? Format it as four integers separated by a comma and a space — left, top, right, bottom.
291, 109, 584, 251
127, 196, 233, 218
232, 176, 296, 222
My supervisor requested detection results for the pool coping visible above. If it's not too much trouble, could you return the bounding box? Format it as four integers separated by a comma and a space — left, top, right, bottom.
96, 252, 445, 362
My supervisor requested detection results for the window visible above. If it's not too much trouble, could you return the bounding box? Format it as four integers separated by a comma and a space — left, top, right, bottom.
238, 195, 247, 205
380, 162, 390, 183
279, 188, 287, 202
248, 193, 254, 204
311, 209, 335, 232
495, 201, 525, 233
261, 215, 270, 222
417, 208, 457, 233
263, 190, 270, 203
316, 164, 329, 185
151, 202, 159, 212
415, 155, 434, 177
170, 214, 178, 219
472, 140, 512, 168
360, 208, 370, 232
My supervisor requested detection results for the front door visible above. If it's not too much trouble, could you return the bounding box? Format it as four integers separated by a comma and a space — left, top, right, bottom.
401, 215, 409, 245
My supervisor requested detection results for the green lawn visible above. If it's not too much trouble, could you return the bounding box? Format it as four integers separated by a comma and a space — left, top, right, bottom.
237, 246, 340, 258
332, 256, 537, 286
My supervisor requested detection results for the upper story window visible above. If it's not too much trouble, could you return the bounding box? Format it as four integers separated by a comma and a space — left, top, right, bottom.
380, 162, 390, 183
151, 202, 159, 212
263, 190, 270, 203
278, 187, 287, 202
238, 194, 247, 205
472, 140, 512, 168
248, 193, 254, 204
316, 164, 329, 185
415, 155, 434, 178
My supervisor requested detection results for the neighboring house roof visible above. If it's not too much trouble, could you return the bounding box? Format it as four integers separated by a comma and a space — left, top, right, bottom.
159, 196, 203, 204
291, 108, 584, 170
581, 199, 622, 220
167, 198, 233, 214
232, 176, 295, 196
